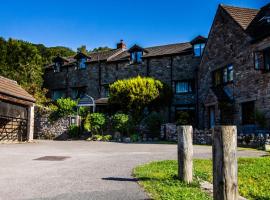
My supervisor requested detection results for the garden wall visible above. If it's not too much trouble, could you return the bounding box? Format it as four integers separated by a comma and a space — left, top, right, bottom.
161, 123, 270, 148
34, 106, 72, 140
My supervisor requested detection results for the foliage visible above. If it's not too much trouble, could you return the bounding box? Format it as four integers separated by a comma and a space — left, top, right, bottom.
89, 134, 112, 141
83, 113, 91, 132
130, 133, 139, 142
77, 45, 88, 54
55, 98, 77, 117
68, 124, 80, 138
49, 98, 77, 121
109, 76, 164, 121
133, 160, 211, 200
111, 113, 129, 134
91, 46, 112, 53
0, 37, 75, 104
89, 113, 106, 134
143, 112, 165, 138
135, 157, 270, 200
255, 109, 268, 128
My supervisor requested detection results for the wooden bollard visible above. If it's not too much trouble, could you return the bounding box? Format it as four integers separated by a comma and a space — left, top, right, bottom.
177, 125, 193, 183
213, 126, 238, 200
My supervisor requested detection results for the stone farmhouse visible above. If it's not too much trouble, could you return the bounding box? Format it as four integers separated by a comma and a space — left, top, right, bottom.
44, 3, 270, 132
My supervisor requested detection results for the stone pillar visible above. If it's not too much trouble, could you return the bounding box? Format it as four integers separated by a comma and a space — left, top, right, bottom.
27, 104, 35, 141
177, 125, 193, 183
213, 126, 238, 200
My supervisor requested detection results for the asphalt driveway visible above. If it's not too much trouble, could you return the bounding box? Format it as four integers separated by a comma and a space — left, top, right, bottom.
0, 141, 267, 200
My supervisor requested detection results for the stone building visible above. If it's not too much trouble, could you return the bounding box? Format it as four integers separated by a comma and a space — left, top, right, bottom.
44, 3, 270, 131
44, 37, 206, 124
198, 4, 270, 132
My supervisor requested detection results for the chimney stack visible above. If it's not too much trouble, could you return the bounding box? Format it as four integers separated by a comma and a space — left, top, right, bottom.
117, 39, 126, 49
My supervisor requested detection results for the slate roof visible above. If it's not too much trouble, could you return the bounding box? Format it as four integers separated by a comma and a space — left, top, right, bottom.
221, 4, 259, 30
0, 76, 35, 103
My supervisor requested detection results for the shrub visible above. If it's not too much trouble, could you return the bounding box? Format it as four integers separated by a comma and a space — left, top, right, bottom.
83, 113, 91, 132
143, 112, 165, 138
89, 113, 106, 134
103, 135, 112, 141
68, 124, 80, 138
112, 113, 129, 134
109, 76, 164, 121
130, 133, 139, 142
49, 98, 77, 122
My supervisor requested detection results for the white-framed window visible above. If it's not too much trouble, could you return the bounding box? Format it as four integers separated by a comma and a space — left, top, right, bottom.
193, 43, 205, 57
53, 62, 61, 73
78, 58, 87, 69
131, 51, 143, 63
175, 81, 193, 94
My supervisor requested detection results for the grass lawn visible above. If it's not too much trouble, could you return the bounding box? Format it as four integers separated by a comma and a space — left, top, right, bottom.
133, 157, 270, 200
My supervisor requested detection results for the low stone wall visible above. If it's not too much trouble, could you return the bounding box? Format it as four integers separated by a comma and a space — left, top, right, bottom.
161, 123, 270, 148
34, 106, 71, 140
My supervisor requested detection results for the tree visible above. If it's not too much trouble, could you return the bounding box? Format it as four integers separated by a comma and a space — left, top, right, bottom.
109, 76, 165, 121
77, 45, 88, 54
91, 46, 112, 53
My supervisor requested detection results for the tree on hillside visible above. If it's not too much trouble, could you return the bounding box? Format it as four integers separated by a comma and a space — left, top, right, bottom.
77, 45, 88, 54
109, 76, 169, 121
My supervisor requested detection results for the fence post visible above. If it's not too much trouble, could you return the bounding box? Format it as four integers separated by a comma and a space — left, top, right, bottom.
213, 126, 238, 200
177, 125, 193, 183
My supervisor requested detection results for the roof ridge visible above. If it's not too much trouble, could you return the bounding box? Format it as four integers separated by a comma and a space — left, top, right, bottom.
220, 4, 259, 11
0, 76, 18, 84
145, 41, 190, 49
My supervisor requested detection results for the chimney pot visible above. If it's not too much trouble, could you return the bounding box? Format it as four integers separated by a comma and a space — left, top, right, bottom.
117, 40, 126, 49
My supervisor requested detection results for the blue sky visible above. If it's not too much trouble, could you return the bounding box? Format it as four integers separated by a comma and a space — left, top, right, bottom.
0, 0, 267, 50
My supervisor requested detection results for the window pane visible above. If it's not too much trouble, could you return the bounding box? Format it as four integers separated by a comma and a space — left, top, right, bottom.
131, 52, 136, 62
227, 65, 233, 81
194, 44, 201, 56
79, 58, 86, 69
52, 90, 65, 100
176, 82, 189, 93
254, 52, 260, 70
201, 43, 205, 54
214, 70, 221, 86
136, 51, 143, 63
223, 68, 227, 83
264, 48, 270, 71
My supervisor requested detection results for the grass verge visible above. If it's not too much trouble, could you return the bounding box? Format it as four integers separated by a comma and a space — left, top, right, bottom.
133, 157, 270, 200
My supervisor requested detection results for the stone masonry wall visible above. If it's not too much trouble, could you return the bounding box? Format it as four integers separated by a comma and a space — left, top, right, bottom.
198, 6, 270, 131
34, 106, 70, 140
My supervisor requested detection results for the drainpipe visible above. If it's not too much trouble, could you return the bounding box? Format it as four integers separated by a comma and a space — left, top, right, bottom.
169, 56, 173, 122
146, 58, 150, 76
98, 56, 101, 98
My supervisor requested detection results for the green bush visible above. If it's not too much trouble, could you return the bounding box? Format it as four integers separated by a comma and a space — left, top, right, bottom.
49, 98, 77, 122
112, 113, 129, 134
90, 134, 112, 141
130, 133, 139, 142
109, 76, 164, 122
68, 124, 80, 138
143, 112, 165, 138
89, 113, 106, 134
103, 135, 112, 141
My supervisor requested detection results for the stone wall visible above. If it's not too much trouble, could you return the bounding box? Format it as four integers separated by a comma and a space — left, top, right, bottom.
198, 5, 270, 131
161, 123, 270, 148
34, 106, 70, 140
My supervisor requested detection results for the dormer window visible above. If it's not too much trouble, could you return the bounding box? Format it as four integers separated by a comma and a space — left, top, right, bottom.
190, 36, 207, 57
53, 62, 61, 73
78, 58, 87, 69
131, 51, 143, 63
193, 43, 205, 57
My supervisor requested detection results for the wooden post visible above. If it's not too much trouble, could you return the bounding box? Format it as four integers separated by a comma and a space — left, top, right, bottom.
27, 104, 35, 142
177, 125, 193, 183
213, 126, 238, 200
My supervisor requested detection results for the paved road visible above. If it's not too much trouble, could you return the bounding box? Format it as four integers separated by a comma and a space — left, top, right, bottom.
0, 141, 267, 200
